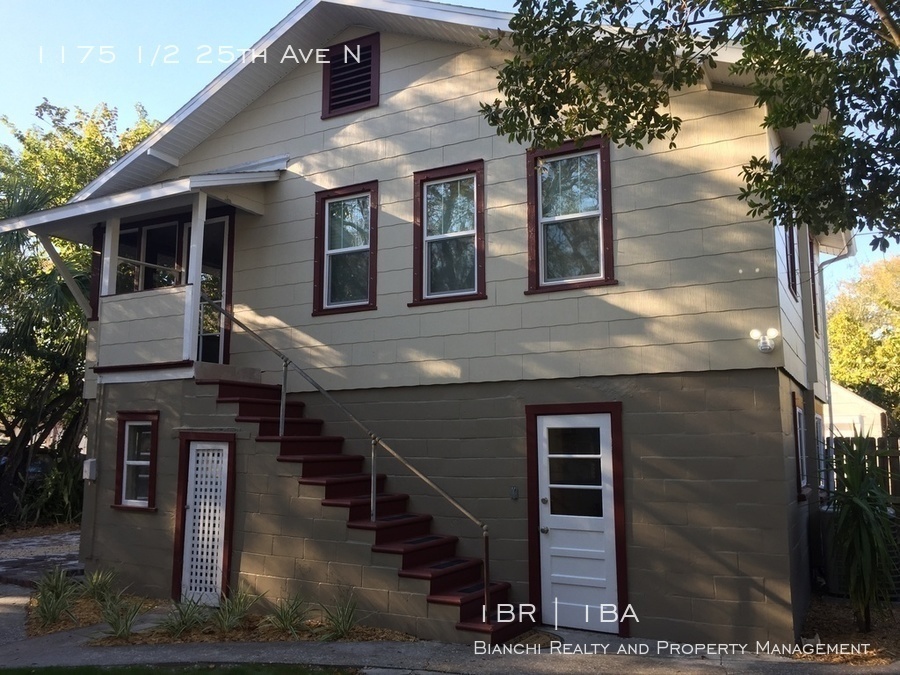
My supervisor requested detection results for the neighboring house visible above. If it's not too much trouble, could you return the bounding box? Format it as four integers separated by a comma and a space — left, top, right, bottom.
0, 0, 852, 645
826, 382, 886, 438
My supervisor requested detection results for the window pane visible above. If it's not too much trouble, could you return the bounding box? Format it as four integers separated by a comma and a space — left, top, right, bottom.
543, 217, 600, 281
427, 236, 475, 295
541, 153, 599, 218
125, 464, 150, 502
328, 251, 369, 305
425, 177, 475, 236
327, 197, 370, 250
144, 225, 179, 289
549, 457, 602, 486
550, 487, 603, 517
116, 230, 140, 293
126, 425, 152, 462
548, 427, 602, 455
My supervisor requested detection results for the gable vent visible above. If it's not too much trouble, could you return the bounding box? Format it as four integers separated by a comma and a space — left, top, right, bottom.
323, 33, 380, 118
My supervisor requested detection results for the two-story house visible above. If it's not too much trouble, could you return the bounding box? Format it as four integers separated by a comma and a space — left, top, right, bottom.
0, 0, 849, 645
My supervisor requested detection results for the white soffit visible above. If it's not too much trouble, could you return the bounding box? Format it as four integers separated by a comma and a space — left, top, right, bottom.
74, 0, 512, 202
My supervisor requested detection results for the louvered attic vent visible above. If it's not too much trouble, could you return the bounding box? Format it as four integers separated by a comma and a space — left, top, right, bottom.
322, 33, 380, 119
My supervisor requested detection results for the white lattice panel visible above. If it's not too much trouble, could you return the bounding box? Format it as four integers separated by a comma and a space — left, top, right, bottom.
182, 442, 228, 606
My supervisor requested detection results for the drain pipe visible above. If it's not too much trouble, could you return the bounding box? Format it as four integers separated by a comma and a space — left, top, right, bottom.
819, 231, 856, 445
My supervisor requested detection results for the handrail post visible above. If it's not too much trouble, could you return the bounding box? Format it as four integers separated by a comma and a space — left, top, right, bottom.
279, 359, 288, 437
370, 436, 378, 522
482, 525, 490, 619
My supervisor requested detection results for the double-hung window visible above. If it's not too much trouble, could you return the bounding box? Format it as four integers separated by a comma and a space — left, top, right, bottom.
411, 161, 486, 305
114, 411, 159, 510
313, 182, 378, 314
527, 137, 614, 293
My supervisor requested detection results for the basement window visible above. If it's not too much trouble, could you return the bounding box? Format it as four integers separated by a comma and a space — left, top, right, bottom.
322, 33, 380, 119
114, 411, 159, 510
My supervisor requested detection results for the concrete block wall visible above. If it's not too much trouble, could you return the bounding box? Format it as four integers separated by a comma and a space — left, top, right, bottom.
82, 368, 805, 644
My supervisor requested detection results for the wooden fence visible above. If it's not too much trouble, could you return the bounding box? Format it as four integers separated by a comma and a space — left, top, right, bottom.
824, 436, 900, 505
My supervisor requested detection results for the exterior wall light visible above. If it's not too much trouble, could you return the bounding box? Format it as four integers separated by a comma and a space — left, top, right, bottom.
750, 328, 779, 353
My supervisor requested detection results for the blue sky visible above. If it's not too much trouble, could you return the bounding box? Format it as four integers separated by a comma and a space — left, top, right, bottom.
0, 0, 892, 291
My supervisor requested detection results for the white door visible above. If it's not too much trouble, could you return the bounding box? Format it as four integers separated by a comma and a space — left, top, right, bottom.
538, 413, 618, 631
182, 440, 229, 606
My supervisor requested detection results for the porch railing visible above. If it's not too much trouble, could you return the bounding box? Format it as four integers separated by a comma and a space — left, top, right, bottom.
201, 296, 491, 614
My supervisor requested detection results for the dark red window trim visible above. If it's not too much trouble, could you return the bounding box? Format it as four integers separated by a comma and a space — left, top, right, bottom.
524, 401, 629, 637
312, 181, 379, 316
321, 33, 380, 119
410, 160, 486, 306
112, 410, 160, 511
785, 225, 799, 300
526, 137, 615, 294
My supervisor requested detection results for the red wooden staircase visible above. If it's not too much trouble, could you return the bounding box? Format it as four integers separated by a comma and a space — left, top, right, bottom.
212, 379, 528, 643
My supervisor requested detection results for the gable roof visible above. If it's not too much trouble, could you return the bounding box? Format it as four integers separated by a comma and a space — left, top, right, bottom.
74, 0, 512, 203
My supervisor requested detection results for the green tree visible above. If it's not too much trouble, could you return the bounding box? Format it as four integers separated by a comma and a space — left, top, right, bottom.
481, 0, 900, 250
828, 257, 900, 434
0, 101, 158, 526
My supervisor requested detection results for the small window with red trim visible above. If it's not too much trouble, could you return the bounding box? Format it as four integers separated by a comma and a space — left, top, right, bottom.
114, 411, 159, 509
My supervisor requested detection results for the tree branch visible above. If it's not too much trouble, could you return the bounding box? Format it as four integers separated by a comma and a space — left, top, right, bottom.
866, 0, 900, 47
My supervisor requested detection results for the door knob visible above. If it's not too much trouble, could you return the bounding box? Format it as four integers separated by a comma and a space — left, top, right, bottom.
540, 527, 549, 534
541, 497, 548, 504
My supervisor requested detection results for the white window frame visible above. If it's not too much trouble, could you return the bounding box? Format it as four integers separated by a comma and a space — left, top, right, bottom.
422, 173, 477, 299
324, 192, 371, 309
121, 421, 153, 507
117, 221, 182, 293
536, 149, 604, 287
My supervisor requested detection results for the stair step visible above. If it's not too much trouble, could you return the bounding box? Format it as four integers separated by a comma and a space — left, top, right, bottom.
261, 435, 345, 455
429, 580, 511, 621
239, 416, 324, 436
456, 614, 531, 645
322, 493, 410, 520
347, 513, 433, 544
276, 453, 364, 477
218, 397, 306, 418
372, 534, 459, 568
299, 473, 386, 499
400, 557, 483, 594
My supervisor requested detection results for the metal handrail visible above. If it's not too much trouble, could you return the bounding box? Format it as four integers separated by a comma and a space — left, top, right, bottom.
200, 296, 492, 615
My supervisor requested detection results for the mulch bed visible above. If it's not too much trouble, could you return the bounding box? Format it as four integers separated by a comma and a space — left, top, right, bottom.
795, 594, 899, 665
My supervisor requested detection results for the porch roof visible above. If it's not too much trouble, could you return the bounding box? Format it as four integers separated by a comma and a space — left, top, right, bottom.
0, 163, 285, 245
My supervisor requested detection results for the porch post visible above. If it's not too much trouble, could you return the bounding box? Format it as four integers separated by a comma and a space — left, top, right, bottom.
183, 192, 207, 362
100, 217, 120, 297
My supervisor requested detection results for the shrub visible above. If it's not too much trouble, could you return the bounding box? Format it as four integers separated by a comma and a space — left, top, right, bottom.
100, 589, 144, 639
157, 597, 209, 638
317, 588, 358, 641
830, 435, 899, 631
33, 567, 79, 627
210, 585, 262, 633
261, 592, 311, 638
81, 568, 118, 603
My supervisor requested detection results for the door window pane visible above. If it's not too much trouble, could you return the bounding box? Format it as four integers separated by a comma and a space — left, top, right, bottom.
550, 487, 603, 517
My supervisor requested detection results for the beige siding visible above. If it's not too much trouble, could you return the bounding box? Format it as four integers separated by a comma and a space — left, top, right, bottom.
170, 34, 787, 392
97, 287, 186, 367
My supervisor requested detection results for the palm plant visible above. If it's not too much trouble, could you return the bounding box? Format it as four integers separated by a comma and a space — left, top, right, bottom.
830, 435, 899, 632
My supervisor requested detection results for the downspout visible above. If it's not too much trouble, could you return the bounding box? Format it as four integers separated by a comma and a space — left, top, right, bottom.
818, 232, 856, 444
